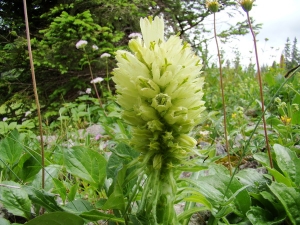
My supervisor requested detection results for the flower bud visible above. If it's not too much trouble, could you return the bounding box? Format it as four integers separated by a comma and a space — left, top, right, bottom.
238, 0, 255, 12
206, 0, 220, 13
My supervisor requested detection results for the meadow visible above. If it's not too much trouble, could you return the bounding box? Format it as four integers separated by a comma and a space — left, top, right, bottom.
0, 0, 300, 224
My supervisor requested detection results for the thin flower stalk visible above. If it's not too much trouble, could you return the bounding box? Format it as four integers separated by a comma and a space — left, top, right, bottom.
207, 0, 232, 175
23, 0, 45, 190
88, 57, 103, 107
101, 53, 112, 95
23, 0, 45, 214
76, 41, 103, 107
239, 0, 274, 170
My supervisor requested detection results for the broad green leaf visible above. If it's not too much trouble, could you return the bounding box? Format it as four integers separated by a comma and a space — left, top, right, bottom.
292, 94, 300, 125
0, 121, 9, 135
246, 206, 286, 225
178, 206, 209, 222
107, 142, 138, 179
253, 152, 270, 167
22, 185, 63, 212
260, 191, 285, 214
80, 210, 125, 223
67, 183, 78, 202
52, 178, 67, 203
64, 199, 94, 213
184, 172, 251, 216
0, 129, 23, 165
273, 144, 300, 186
0, 218, 10, 225
25, 212, 84, 225
269, 182, 300, 225
32, 165, 61, 191
236, 168, 269, 193
63, 146, 107, 189
0, 181, 31, 220
183, 191, 212, 210
265, 166, 294, 187
16, 151, 42, 183
102, 164, 127, 211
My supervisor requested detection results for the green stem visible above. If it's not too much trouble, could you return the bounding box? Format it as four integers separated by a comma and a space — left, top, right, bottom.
106, 59, 111, 95
86, 53, 103, 108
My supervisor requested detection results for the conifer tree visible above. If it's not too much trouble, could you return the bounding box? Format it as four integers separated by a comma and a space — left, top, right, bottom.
284, 37, 291, 69
291, 37, 300, 68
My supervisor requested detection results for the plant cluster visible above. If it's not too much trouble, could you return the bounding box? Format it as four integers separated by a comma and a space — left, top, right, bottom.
0, 1, 300, 225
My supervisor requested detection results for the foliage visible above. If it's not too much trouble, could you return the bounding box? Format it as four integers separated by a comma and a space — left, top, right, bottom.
284, 37, 300, 70
1, 1, 300, 225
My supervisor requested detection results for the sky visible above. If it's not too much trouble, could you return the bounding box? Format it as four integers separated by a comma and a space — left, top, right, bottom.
205, 0, 300, 67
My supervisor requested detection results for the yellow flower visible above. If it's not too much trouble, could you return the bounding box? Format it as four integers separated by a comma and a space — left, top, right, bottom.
206, 0, 220, 13
238, 0, 255, 12
231, 113, 237, 119
281, 115, 291, 125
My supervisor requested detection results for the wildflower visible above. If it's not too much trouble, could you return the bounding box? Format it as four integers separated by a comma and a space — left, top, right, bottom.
2, 117, 8, 122
128, 32, 142, 39
95, 134, 102, 141
75, 40, 88, 49
25, 111, 31, 117
100, 53, 111, 58
237, 0, 255, 12
113, 16, 205, 223
274, 97, 281, 104
206, 0, 220, 13
92, 44, 99, 51
86, 88, 92, 94
91, 77, 104, 84
231, 113, 237, 119
281, 115, 291, 125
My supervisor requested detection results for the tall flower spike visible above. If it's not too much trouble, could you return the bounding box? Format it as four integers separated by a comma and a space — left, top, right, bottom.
113, 16, 205, 223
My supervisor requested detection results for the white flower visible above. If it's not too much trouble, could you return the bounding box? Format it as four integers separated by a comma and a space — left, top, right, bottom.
100, 53, 111, 58
2, 117, 8, 122
78, 91, 86, 95
92, 44, 99, 51
91, 77, 104, 84
128, 32, 142, 39
76, 40, 88, 49
113, 16, 205, 160
25, 111, 31, 117
86, 88, 92, 94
